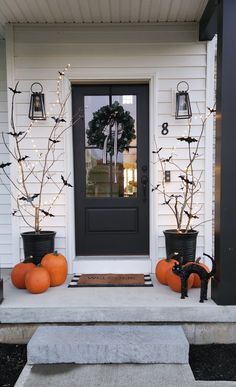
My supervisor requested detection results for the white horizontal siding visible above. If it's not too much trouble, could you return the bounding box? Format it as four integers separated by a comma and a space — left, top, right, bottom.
0, 40, 13, 267
15, 55, 207, 68
13, 24, 198, 44
15, 42, 207, 58
4, 23, 210, 270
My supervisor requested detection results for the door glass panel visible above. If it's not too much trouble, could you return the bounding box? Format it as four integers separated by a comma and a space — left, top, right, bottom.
86, 148, 111, 197
112, 95, 137, 147
84, 95, 109, 146
85, 94, 137, 198
112, 149, 137, 197
86, 148, 137, 198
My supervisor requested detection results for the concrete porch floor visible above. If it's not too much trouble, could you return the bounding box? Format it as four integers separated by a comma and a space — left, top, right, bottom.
1, 269, 236, 326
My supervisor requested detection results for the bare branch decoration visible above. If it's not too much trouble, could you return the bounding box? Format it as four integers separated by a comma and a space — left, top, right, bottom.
153, 105, 215, 233
0, 64, 80, 233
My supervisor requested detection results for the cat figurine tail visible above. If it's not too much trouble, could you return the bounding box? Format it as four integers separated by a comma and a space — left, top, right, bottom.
203, 253, 216, 277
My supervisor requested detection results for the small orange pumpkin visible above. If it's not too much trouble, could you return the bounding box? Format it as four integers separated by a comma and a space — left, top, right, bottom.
25, 266, 50, 294
11, 259, 36, 289
155, 253, 179, 285
167, 268, 194, 293
41, 251, 68, 287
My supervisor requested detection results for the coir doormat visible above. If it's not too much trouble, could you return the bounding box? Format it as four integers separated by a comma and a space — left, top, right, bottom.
68, 274, 153, 287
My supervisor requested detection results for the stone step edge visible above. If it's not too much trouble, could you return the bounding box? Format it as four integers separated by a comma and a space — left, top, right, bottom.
27, 325, 189, 365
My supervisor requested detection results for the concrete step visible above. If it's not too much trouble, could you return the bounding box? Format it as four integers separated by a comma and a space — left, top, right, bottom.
16, 364, 196, 387
27, 325, 189, 365
16, 364, 236, 387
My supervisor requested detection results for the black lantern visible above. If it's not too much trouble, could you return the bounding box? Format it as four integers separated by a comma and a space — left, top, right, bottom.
29, 82, 46, 120
175, 81, 192, 119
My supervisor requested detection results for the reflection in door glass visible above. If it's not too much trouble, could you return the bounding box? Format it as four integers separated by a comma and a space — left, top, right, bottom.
86, 148, 137, 198
86, 148, 111, 197
112, 150, 137, 197
112, 95, 137, 147
84, 95, 109, 146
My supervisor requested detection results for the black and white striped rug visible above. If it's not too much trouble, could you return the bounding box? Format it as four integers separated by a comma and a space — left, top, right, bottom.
68, 274, 153, 287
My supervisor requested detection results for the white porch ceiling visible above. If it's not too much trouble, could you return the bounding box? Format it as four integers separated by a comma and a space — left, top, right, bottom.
0, 0, 208, 39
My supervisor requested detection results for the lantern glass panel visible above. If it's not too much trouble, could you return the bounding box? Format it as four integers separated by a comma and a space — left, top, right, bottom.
175, 91, 192, 119
29, 92, 46, 120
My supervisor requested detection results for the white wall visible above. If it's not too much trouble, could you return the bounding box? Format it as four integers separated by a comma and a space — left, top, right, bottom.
2, 23, 213, 271
0, 40, 13, 267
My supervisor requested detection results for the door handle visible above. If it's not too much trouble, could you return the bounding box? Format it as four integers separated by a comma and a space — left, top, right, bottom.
141, 175, 148, 202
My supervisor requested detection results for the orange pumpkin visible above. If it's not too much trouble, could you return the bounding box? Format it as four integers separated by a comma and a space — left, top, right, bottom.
185, 260, 210, 288
167, 268, 194, 293
155, 254, 179, 285
11, 259, 36, 289
41, 251, 68, 287
25, 266, 50, 294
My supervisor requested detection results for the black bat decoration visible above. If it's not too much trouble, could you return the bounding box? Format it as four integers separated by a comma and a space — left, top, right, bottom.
18, 156, 29, 162
8, 131, 25, 138
51, 116, 66, 123
152, 147, 163, 154
162, 194, 180, 205
12, 210, 18, 216
184, 210, 199, 219
151, 184, 160, 192
207, 107, 216, 113
9, 82, 22, 94
179, 175, 194, 185
40, 209, 55, 217
49, 138, 61, 144
0, 162, 11, 169
19, 196, 29, 202
177, 136, 198, 144
19, 193, 39, 202
162, 198, 172, 205
61, 175, 73, 187
162, 156, 172, 162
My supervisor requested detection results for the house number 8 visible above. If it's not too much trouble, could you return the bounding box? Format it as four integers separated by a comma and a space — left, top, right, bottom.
161, 122, 169, 135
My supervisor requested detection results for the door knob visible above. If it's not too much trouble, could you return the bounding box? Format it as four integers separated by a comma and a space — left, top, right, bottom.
141, 175, 148, 202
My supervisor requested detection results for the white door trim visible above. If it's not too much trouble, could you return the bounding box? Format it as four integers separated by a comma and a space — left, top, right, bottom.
63, 68, 158, 274
5, 24, 20, 267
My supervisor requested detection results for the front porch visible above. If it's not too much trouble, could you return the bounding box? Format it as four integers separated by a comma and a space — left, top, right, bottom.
1, 269, 236, 345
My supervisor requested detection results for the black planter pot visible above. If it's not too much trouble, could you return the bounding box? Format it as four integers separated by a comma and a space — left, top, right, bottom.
21, 231, 56, 265
0, 278, 3, 304
164, 229, 198, 264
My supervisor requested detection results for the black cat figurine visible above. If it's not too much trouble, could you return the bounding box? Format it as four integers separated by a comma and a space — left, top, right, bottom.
172, 253, 216, 303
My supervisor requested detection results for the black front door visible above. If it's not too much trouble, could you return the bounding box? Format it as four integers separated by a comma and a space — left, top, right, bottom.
72, 84, 149, 255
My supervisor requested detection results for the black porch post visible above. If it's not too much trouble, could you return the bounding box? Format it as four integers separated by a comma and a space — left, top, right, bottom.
211, 0, 236, 305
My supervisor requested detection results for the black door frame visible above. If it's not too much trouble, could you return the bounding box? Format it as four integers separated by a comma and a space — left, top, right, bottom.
72, 83, 150, 256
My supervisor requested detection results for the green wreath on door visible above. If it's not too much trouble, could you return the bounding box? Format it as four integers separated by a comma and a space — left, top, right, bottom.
86, 101, 136, 156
